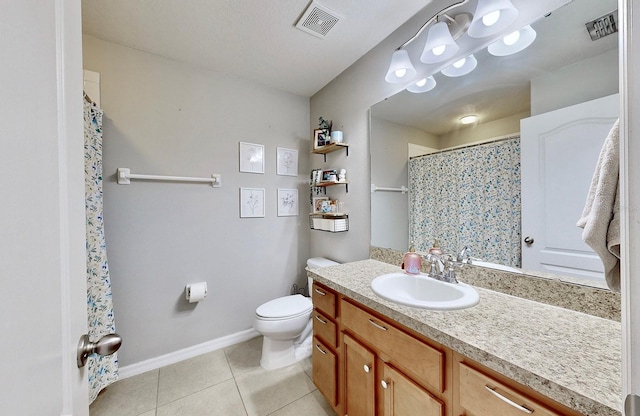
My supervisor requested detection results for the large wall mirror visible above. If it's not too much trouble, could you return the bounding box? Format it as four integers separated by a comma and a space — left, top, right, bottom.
370, 0, 618, 289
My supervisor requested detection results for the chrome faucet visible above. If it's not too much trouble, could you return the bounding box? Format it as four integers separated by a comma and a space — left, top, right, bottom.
457, 246, 472, 264
425, 253, 459, 284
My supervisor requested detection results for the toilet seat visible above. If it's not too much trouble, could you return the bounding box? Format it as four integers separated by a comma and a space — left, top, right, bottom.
256, 294, 312, 321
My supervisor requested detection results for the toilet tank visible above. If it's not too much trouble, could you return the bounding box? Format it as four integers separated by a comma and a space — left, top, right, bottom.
306, 257, 338, 297
307, 257, 338, 269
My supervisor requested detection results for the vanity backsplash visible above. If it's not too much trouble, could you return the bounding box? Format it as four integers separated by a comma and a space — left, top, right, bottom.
370, 246, 621, 321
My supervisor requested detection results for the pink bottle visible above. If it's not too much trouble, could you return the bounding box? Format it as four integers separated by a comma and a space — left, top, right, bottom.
402, 242, 422, 275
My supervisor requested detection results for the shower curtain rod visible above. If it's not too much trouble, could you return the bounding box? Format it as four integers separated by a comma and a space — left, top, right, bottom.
117, 168, 221, 187
410, 134, 520, 160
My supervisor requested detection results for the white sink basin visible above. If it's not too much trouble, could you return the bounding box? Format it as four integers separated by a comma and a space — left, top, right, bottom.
370, 272, 479, 310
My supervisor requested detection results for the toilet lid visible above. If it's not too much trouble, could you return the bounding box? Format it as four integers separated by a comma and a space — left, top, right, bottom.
256, 294, 312, 319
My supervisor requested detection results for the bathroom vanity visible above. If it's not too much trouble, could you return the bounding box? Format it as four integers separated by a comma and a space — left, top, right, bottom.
308, 259, 621, 416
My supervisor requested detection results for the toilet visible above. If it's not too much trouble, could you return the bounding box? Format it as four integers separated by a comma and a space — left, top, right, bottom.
254, 257, 338, 370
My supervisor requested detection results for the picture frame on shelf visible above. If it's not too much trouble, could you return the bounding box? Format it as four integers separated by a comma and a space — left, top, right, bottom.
322, 169, 338, 182
276, 147, 298, 176
312, 196, 329, 213
277, 189, 298, 217
313, 129, 330, 150
239, 142, 264, 174
240, 187, 265, 218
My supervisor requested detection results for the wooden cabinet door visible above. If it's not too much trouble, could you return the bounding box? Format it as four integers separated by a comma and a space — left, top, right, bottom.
380, 363, 444, 416
344, 334, 376, 416
312, 337, 338, 407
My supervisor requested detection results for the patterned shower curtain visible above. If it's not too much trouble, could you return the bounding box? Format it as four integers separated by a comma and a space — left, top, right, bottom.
84, 97, 118, 403
409, 136, 521, 267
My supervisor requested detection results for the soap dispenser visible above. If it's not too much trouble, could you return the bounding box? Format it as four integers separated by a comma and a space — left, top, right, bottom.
402, 242, 422, 275
428, 240, 443, 256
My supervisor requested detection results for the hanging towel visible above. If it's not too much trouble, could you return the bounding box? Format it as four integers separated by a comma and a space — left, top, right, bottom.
577, 118, 620, 292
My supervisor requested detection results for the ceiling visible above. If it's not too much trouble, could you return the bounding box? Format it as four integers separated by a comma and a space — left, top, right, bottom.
371, 0, 618, 135
81, 0, 429, 97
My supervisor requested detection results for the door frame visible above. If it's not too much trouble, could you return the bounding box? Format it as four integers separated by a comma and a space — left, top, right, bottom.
620, 0, 640, 406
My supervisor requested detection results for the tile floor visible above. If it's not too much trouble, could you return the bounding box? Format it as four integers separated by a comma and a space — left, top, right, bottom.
90, 336, 337, 416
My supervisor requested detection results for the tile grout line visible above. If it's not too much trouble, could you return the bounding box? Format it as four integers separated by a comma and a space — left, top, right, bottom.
224, 347, 251, 416
154, 368, 161, 416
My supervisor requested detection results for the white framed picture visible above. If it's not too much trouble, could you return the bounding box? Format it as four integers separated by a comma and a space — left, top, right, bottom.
239, 142, 264, 174
276, 147, 298, 176
240, 187, 265, 218
312, 196, 329, 213
277, 188, 298, 217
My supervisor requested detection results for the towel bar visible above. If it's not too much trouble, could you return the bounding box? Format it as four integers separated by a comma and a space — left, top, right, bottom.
117, 168, 221, 187
370, 184, 408, 194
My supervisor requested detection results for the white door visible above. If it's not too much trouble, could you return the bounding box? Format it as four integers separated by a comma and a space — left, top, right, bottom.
520, 94, 619, 285
0, 1, 89, 415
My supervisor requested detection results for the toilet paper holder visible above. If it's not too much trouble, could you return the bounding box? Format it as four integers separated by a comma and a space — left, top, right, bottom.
185, 282, 208, 303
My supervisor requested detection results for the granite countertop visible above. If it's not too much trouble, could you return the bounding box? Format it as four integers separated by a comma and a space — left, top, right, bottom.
308, 259, 622, 416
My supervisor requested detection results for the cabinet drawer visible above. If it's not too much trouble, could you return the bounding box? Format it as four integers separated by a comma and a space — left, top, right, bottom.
312, 309, 337, 348
312, 282, 337, 318
341, 299, 444, 393
458, 362, 563, 416
312, 336, 338, 408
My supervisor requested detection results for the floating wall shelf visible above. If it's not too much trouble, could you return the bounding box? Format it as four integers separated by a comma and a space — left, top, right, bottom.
312, 143, 349, 162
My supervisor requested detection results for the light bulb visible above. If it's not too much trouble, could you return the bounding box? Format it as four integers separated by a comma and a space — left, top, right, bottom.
482, 10, 500, 26
385, 49, 417, 83
460, 115, 479, 124
432, 45, 446, 56
488, 25, 536, 56
453, 58, 466, 68
503, 30, 520, 46
406, 76, 436, 93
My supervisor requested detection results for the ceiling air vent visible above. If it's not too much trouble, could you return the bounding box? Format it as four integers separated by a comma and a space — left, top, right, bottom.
295, 1, 342, 39
585, 11, 618, 41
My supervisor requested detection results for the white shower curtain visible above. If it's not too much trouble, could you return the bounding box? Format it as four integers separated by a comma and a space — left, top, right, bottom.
84, 97, 118, 403
409, 136, 522, 267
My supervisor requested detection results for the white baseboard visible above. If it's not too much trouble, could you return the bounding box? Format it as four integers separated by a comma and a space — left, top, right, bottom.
118, 328, 261, 380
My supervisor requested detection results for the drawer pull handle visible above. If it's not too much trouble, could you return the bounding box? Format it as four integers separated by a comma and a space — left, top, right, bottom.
363, 364, 371, 373
484, 385, 534, 414
315, 315, 327, 324
314, 288, 327, 296
368, 319, 388, 331
315, 344, 327, 355
381, 379, 389, 389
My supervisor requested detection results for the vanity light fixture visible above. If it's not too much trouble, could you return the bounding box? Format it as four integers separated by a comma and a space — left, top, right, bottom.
384, 0, 523, 86
460, 114, 479, 124
420, 19, 460, 64
487, 25, 537, 56
407, 76, 437, 93
467, 0, 519, 38
384, 0, 471, 83
384, 49, 417, 83
441, 54, 478, 77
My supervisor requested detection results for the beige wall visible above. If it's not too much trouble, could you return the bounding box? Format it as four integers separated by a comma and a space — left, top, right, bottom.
532, 49, 618, 116
438, 111, 528, 149
370, 117, 437, 251
83, 35, 311, 366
